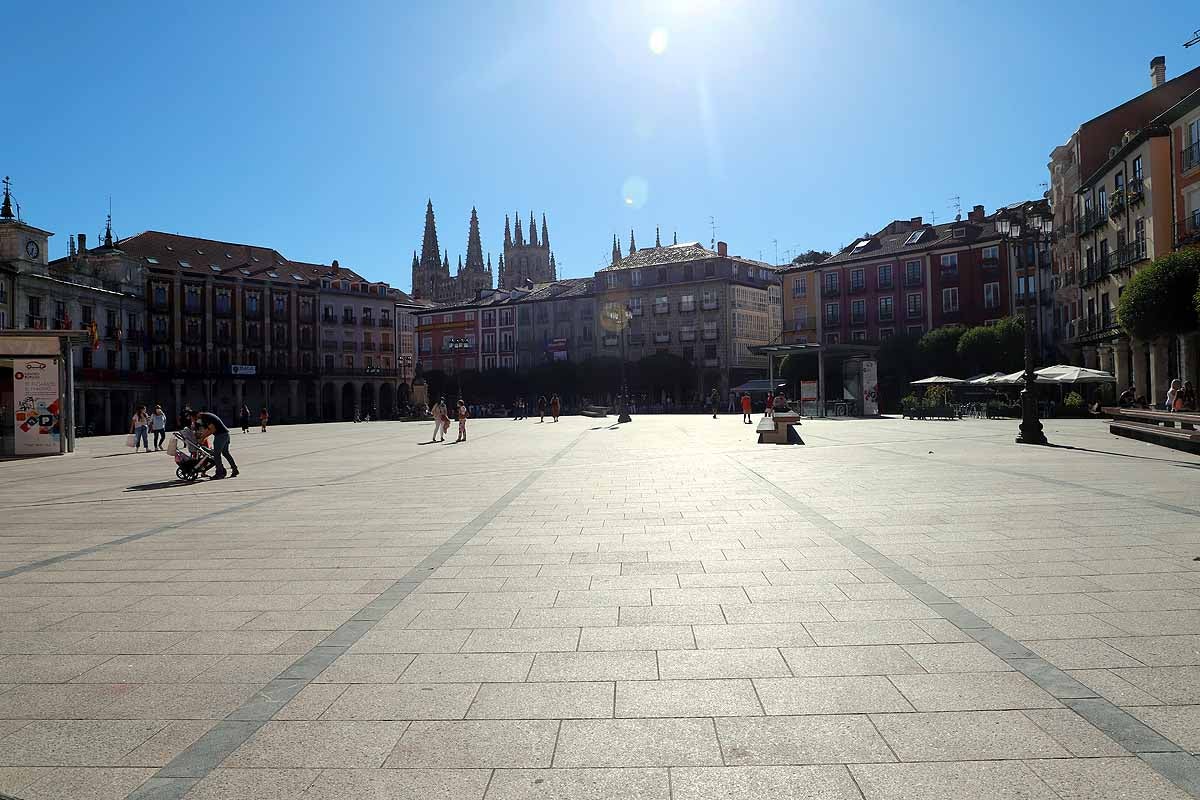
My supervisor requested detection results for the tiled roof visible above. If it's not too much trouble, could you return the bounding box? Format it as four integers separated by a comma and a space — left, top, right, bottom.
520, 277, 594, 301
600, 243, 776, 272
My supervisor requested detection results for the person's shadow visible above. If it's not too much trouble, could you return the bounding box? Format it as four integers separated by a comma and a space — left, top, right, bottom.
124, 479, 190, 491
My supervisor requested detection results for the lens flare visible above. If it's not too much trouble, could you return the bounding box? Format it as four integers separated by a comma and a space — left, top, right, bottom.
621, 176, 649, 209
648, 27, 669, 55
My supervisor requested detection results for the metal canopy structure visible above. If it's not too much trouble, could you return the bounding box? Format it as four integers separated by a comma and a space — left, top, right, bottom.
748, 341, 880, 416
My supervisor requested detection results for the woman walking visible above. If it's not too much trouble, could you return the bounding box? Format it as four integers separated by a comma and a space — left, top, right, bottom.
550, 393, 561, 422
150, 404, 167, 450
238, 404, 251, 434
130, 405, 151, 452
455, 399, 469, 442
259, 407, 270, 433
429, 397, 448, 442
537, 395, 547, 423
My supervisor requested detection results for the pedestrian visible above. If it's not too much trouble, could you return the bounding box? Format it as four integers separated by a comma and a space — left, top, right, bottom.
196, 407, 238, 479
1118, 384, 1136, 408
1179, 380, 1197, 411
238, 404, 251, 434
709, 388, 720, 419
740, 392, 752, 424
537, 395, 547, 422
765, 391, 774, 418
456, 399, 469, 442
1166, 379, 1183, 412
259, 407, 269, 432
773, 392, 788, 414
430, 397, 447, 442
550, 393, 561, 422
150, 404, 167, 450
130, 405, 151, 452
728, 390, 737, 413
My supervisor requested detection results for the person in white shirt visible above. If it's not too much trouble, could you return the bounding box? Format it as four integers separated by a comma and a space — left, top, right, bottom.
150, 405, 168, 450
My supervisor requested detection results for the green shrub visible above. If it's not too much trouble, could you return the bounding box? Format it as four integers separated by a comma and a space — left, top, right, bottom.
1063, 391, 1084, 412
1118, 248, 1200, 340
923, 384, 954, 407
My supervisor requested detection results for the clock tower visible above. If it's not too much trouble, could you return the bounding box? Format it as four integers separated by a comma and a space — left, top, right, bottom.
0, 176, 54, 329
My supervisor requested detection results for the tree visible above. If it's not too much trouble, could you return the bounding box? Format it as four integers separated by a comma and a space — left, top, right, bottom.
876, 332, 923, 412
917, 325, 966, 377
955, 325, 1000, 375
791, 249, 832, 265
634, 352, 693, 400
1118, 247, 1200, 340
992, 316, 1025, 370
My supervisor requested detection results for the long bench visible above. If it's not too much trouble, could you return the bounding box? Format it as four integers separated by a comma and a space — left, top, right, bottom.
1103, 406, 1200, 455
757, 412, 804, 445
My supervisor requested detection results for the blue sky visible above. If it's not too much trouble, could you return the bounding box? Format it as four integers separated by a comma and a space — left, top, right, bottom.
4, 0, 1198, 290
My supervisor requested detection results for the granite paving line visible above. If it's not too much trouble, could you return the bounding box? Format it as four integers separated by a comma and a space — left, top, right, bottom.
0, 424, 515, 577
124, 430, 585, 800
729, 456, 1200, 799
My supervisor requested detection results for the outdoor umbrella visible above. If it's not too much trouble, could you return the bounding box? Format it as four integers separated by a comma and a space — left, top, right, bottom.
968, 372, 1007, 385
910, 376, 965, 385
1037, 366, 1115, 384
995, 370, 1057, 385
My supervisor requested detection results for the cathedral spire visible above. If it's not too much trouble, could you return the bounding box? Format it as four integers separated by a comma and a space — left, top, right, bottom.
629, 229, 637, 254
528, 211, 538, 247
549, 251, 557, 277
514, 212, 524, 246
612, 235, 622, 265
419, 200, 441, 270
504, 215, 512, 248
655, 227, 661, 248
443, 250, 450, 273
487, 252, 492, 273
541, 213, 549, 249
465, 206, 485, 271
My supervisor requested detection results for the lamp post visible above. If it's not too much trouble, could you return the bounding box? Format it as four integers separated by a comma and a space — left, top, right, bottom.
997, 208, 1050, 446
446, 337, 471, 403
618, 304, 633, 423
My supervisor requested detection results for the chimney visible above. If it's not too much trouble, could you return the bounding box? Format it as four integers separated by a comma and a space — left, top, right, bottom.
909, 216, 923, 227
1150, 56, 1166, 89
717, 241, 728, 257
968, 204, 985, 223
331, 259, 339, 272
78, 233, 86, 253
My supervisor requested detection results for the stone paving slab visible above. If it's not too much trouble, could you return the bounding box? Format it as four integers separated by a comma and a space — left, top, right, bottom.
1, 417, 1200, 799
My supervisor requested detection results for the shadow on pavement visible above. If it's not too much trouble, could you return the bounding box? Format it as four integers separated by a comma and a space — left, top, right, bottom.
1046, 442, 1198, 466
125, 480, 191, 492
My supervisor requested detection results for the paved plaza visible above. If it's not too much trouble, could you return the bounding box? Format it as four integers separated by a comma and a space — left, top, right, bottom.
0, 414, 1199, 800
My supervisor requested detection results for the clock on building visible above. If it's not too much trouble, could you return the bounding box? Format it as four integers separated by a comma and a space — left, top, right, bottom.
25, 239, 40, 260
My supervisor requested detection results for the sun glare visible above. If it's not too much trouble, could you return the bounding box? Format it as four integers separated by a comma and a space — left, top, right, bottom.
648, 27, 669, 55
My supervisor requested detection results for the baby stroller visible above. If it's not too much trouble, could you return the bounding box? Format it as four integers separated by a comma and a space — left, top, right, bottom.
172, 430, 216, 482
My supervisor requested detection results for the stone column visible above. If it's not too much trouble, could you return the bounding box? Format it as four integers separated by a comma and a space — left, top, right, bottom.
354, 381, 364, 417
289, 379, 299, 422
1131, 339, 1149, 400
172, 379, 184, 423
77, 389, 87, 434
333, 383, 343, 422
234, 379, 244, 413
103, 390, 112, 435
1097, 345, 1113, 375
263, 380, 273, 414
1149, 338, 1170, 407
1112, 338, 1130, 392
1180, 333, 1198, 390
1082, 346, 1098, 370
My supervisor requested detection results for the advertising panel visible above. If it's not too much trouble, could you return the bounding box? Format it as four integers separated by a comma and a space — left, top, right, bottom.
800, 380, 819, 417
13, 358, 61, 455
862, 359, 879, 416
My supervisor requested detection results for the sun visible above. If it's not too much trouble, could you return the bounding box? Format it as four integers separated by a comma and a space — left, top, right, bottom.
648, 27, 669, 55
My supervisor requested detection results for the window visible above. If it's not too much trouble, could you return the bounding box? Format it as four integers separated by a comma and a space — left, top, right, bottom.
906, 292, 922, 318
825, 303, 840, 324
657, 268, 667, 283
605, 272, 619, 289
629, 297, 643, 316
153, 285, 168, 305
1135, 217, 1146, 242
942, 287, 959, 312
982, 245, 998, 263
631, 270, 642, 287
850, 269, 865, 291
792, 276, 806, 298
1133, 155, 1143, 180
1114, 171, 1124, 193
851, 330, 867, 342
1098, 187, 1107, 214
904, 230, 923, 246
877, 264, 893, 289
704, 262, 715, 277
654, 295, 669, 314
905, 260, 922, 286
879, 328, 894, 340
984, 282, 1000, 310
246, 293, 260, 314
483, 332, 496, 352
907, 325, 923, 337
878, 296, 894, 321
215, 289, 231, 313
940, 254, 958, 274
850, 299, 866, 324
952, 227, 966, 239
680, 293, 696, 312
702, 290, 719, 309
825, 272, 839, 291
825, 332, 840, 344
274, 294, 286, 314
421, 336, 432, 353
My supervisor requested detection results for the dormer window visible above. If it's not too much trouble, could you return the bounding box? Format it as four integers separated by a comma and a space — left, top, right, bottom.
179, 260, 191, 268
267, 271, 278, 278
239, 269, 251, 276
197, 249, 204, 255
225, 253, 232, 258
904, 230, 924, 246
145, 257, 159, 265
209, 265, 221, 272
953, 228, 966, 238
851, 239, 872, 253
292, 273, 303, 281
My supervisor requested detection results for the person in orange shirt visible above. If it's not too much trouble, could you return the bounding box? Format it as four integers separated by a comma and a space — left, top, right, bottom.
740, 392, 752, 424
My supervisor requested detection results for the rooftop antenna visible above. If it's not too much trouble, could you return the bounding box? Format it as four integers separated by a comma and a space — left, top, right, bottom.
708, 216, 718, 250
772, 238, 779, 265
1185, 29, 1199, 47
929, 210, 936, 224
947, 195, 962, 219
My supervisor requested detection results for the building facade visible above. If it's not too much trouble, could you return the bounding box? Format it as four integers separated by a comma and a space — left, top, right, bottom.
594, 238, 781, 396
500, 211, 556, 289
411, 201, 494, 304
515, 279, 594, 369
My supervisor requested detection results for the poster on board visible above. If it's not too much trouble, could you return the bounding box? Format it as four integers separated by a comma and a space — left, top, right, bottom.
13, 358, 61, 455
862, 359, 879, 416
800, 380, 819, 417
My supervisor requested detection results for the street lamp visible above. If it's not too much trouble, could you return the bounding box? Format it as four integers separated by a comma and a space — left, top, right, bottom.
606, 304, 634, 423
998, 209, 1051, 446
446, 337, 471, 402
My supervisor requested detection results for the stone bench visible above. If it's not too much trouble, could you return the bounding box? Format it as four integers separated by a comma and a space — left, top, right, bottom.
757, 412, 804, 445
1103, 406, 1200, 455
580, 406, 609, 418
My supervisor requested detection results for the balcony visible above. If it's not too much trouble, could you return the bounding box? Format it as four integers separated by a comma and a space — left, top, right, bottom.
939, 267, 959, 282
1176, 210, 1200, 248
342, 341, 358, 352
680, 329, 696, 342
379, 318, 393, 328
701, 328, 719, 340
848, 281, 866, 295
903, 273, 922, 288
1108, 193, 1125, 218
1115, 238, 1148, 268
1183, 140, 1200, 173
678, 301, 696, 313
362, 317, 375, 327
654, 332, 671, 344
877, 278, 894, 290
321, 339, 338, 351
1126, 177, 1145, 204
981, 256, 1000, 269
906, 306, 922, 319
341, 314, 357, 326
363, 341, 377, 352
26, 315, 47, 330
878, 310, 894, 323
822, 284, 841, 298
701, 299, 720, 310
653, 303, 670, 315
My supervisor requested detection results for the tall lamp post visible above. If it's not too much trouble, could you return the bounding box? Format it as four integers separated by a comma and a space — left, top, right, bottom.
447, 337, 471, 402
618, 304, 633, 423
997, 208, 1051, 446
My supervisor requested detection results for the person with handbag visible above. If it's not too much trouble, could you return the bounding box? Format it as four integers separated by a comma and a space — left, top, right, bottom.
150, 405, 167, 450
130, 405, 151, 452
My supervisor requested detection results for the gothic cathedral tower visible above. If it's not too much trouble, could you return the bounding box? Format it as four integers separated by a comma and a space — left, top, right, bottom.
500, 210, 555, 289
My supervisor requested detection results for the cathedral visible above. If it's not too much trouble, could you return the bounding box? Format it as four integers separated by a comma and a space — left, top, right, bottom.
410, 201, 556, 304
